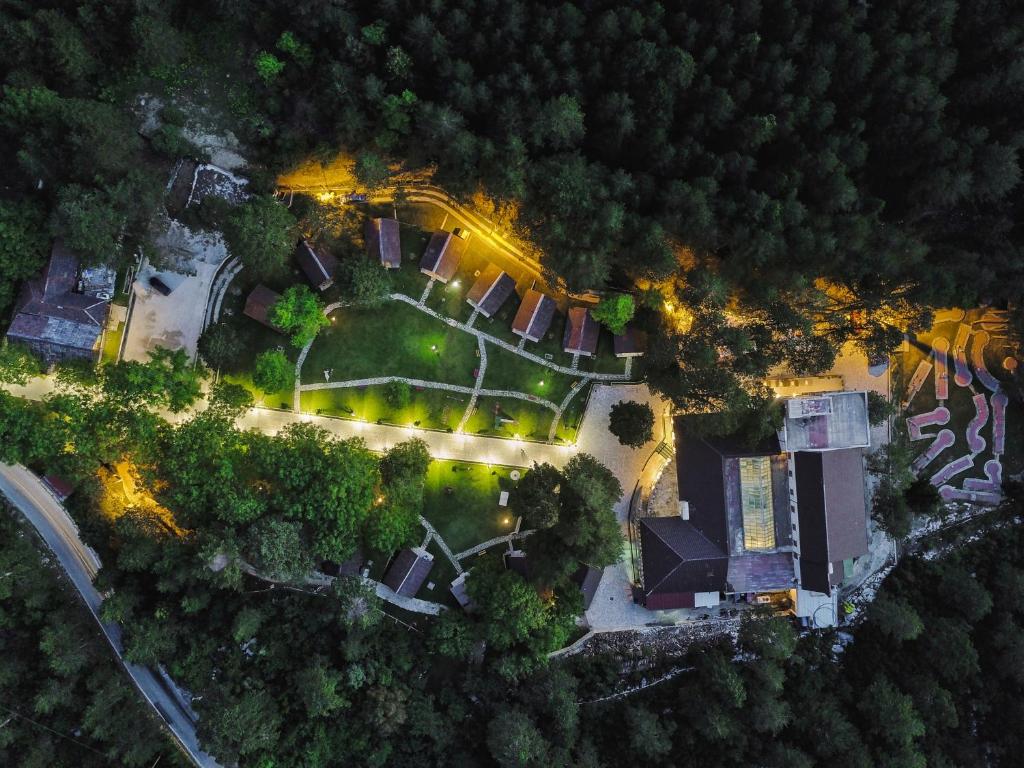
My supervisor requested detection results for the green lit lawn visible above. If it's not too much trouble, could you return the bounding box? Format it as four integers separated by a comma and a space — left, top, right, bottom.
100, 320, 124, 365
302, 302, 480, 387
482, 342, 579, 403
422, 460, 518, 554
460, 396, 555, 441
300, 385, 470, 430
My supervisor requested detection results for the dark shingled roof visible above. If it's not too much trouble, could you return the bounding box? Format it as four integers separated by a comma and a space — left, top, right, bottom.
466, 264, 516, 318
572, 564, 603, 610
795, 450, 868, 592
243, 285, 281, 329
366, 217, 401, 268
504, 549, 530, 580
6, 241, 110, 361
295, 240, 338, 290
613, 325, 646, 357
639, 517, 729, 608
562, 307, 600, 356
382, 547, 434, 597
673, 417, 782, 555
511, 289, 557, 341
419, 231, 466, 282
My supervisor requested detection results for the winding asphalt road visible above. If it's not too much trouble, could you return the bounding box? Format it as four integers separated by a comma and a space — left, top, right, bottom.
0, 463, 221, 768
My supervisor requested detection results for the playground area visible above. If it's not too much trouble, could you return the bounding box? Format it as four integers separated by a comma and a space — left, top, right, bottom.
899, 309, 1021, 505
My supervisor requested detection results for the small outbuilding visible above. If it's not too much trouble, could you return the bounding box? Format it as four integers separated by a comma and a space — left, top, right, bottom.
562, 306, 600, 357
450, 571, 474, 611
466, 264, 516, 318
295, 240, 338, 291
572, 564, 603, 610
243, 285, 282, 329
366, 217, 401, 269
511, 289, 556, 343
613, 325, 646, 358
382, 547, 435, 597
419, 231, 467, 283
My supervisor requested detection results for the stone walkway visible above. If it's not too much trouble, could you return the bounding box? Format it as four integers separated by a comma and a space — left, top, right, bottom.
419, 515, 463, 574
454, 529, 535, 561
456, 336, 488, 432
293, 292, 622, 443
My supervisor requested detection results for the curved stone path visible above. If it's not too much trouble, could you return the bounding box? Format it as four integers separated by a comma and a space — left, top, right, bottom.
456, 336, 488, 433
293, 291, 623, 443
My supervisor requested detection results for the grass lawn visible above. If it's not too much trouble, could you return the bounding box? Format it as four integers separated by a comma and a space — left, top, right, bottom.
461, 396, 556, 441
422, 460, 519, 554
413, 539, 461, 608
482, 342, 580, 403
302, 302, 481, 387
100, 320, 124, 365
300, 385, 470, 429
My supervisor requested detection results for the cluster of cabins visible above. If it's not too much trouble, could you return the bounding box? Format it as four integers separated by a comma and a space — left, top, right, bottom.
637, 391, 872, 625
242, 218, 646, 360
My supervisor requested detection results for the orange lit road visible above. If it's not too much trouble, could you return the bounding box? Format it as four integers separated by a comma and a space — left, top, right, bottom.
276, 173, 587, 295
0, 463, 222, 768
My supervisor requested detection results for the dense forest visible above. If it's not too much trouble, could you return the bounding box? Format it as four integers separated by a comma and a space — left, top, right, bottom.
4, 406, 1023, 768
0, 510, 182, 767
3, 0, 1023, 426
3, 1, 1024, 766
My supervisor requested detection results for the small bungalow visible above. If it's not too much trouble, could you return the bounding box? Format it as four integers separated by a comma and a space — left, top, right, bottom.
450, 572, 474, 611
613, 325, 646, 358
511, 289, 557, 343
382, 547, 434, 597
572, 564, 603, 610
419, 231, 467, 283
466, 264, 516, 318
295, 240, 338, 291
562, 306, 600, 357
5, 240, 111, 365
365, 217, 401, 269
243, 285, 282, 329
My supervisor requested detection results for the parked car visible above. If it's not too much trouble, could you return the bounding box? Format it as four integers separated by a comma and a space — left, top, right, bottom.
149, 276, 172, 296
453, 227, 471, 240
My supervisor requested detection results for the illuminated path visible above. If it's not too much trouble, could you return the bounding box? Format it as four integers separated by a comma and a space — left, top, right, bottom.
0, 464, 221, 768
237, 406, 574, 468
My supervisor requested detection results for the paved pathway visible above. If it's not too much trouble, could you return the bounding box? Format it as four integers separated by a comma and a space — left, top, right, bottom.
418, 279, 435, 305
454, 529, 535, 561
419, 516, 463, 574
457, 336, 489, 433
237, 407, 574, 467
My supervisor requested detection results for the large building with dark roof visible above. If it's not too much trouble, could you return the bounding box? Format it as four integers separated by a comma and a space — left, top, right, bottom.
5, 240, 111, 364
562, 307, 599, 357
466, 264, 516, 318
366, 217, 401, 269
637, 399, 870, 618
511, 289, 556, 343
419, 230, 466, 283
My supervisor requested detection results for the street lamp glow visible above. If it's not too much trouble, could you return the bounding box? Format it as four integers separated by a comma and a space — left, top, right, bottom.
538, 379, 544, 386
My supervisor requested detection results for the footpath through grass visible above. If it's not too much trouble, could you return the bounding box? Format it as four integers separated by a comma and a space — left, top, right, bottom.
422, 460, 518, 554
